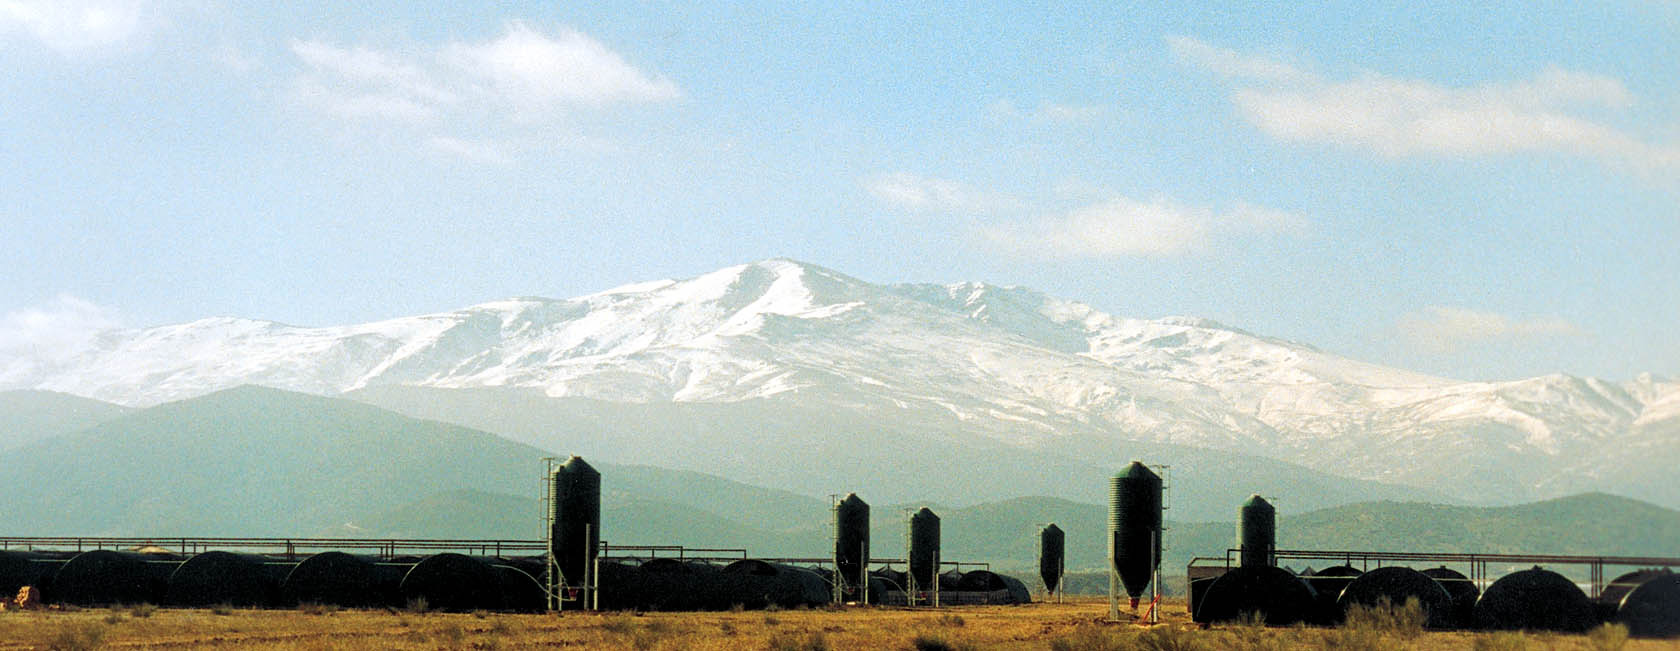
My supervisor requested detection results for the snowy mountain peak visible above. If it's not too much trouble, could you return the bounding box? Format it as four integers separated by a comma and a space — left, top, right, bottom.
3, 258, 1677, 508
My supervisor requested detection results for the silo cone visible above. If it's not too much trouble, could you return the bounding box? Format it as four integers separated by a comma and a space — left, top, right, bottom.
1040, 524, 1065, 597
1110, 461, 1162, 610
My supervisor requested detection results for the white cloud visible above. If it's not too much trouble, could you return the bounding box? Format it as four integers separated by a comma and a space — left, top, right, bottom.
982, 195, 1307, 258
864, 172, 1017, 215
0, 294, 122, 363
1398, 305, 1582, 353
288, 22, 679, 161
1170, 36, 1679, 175
444, 22, 680, 114
0, 0, 145, 53
1165, 36, 1315, 85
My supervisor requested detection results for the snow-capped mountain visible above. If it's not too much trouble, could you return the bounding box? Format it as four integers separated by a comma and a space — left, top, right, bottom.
5, 259, 1676, 507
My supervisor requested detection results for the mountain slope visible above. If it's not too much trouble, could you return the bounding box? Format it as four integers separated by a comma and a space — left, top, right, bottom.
0, 390, 131, 451
4, 259, 1676, 508
345, 384, 1452, 519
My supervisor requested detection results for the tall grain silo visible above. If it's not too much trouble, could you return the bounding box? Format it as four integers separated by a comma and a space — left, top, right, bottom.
907, 507, 940, 604
1109, 461, 1162, 615
549, 456, 601, 610
834, 493, 870, 603
1040, 524, 1065, 600
1238, 495, 1275, 568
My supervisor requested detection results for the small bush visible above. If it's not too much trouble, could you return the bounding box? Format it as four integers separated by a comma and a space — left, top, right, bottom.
210, 603, 235, 616
911, 634, 973, 651
601, 615, 638, 635
45, 622, 109, 651
767, 630, 830, 651
936, 613, 965, 627
297, 602, 337, 615
1342, 597, 1426, 638
436, 623, 465, 646
128, 603, 158, 618
1136, 625, 1210, 651
404, 597, 430, 614
1588, 622, 1629, 651
1047, 624, 1127, 651
1471, 632, 1529, 651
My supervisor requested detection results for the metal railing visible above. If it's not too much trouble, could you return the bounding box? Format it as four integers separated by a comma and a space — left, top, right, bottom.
1187, 548, 1680, 599
0, 536, 545, 560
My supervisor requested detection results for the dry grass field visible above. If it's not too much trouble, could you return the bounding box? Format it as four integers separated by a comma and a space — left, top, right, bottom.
0, 597, 1668, 650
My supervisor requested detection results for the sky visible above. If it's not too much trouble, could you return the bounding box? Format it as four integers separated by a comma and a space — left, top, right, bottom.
2, 1, 1677, 383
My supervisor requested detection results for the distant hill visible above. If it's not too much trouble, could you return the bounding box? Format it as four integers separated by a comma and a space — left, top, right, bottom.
3, 385, 1671, 585
346, 385, 1456, 520
0, 386, 828, 543
0, 390, 130, 451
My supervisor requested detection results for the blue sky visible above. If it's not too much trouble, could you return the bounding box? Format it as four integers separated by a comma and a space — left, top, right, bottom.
2, 1, 1677, 382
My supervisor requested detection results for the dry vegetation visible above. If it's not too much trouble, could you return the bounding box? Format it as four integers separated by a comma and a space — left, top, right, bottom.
0, 597, 1666, 650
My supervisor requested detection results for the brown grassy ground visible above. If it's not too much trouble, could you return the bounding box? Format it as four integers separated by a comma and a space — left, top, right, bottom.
0, 597, 1669, 650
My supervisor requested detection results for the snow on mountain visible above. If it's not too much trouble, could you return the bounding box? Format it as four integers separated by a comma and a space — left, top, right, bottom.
4, 258, 1675, 505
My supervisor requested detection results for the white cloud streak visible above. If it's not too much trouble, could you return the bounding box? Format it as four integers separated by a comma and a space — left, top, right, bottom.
983, 195, 1308, 258
865, 172, 1018, 215
288, 21, 679, 162
0, 0, 144, 53
1398, 305, 1582, 353
1170, 36, 1679, 175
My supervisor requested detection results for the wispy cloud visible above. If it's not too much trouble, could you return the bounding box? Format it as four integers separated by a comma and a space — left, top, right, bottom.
1170, 36, 1679, 176
864, 172, 1018, 215
0, 294, 122, 366
0, 0, 145, 53
1398, 305, 1582, 353
288, 21, 679, 162
982, 195, 1307, 258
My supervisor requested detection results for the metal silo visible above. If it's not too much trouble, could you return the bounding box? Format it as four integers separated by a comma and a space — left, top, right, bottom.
908, 507, 940, 603
1040, 524, 1065, 599
549, 455, 600, 610
1109, 461, 1161, 613
834, 493, 870, 603
1238, 495, 1275, 568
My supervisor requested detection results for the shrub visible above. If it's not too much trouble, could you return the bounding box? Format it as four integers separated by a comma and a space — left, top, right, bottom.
298, 602, 337, 615
1588, 622, 1629, 651
1136, 625, 1210, 651
128, 603, 158, 618
936, 613, 965, 627
404, 597, 430, 614
1471, 632, 1529, 651
767, 630, 830, 651
1342, 597, 1425, 638
45, 622, 109, 651
210, 603, 235, 616
1047, 624, 1127, 651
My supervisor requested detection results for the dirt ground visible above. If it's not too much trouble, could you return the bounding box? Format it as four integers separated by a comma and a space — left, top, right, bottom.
0, 597, 1671, 650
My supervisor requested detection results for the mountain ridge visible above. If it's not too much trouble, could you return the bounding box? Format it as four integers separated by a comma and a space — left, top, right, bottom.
3, 258, 1676, 508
